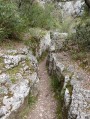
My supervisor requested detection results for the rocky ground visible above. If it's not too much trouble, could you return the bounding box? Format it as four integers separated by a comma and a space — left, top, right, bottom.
47, 51, 90, 119
0, 29, 90, 119
28, 58, 57, 119
0, 0, 90, 118
0, 42, 39, 119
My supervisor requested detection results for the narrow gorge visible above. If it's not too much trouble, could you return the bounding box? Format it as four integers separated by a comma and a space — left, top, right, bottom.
0, 0, 90, 119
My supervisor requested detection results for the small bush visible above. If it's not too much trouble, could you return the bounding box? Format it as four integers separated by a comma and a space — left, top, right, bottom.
28, 94, 37, 107
0, 1, 62, 41
75, 20, 90, 49
71, 51, 87, 61
0, 0, 25, 40
21, 3, 60, 30
24, 37, 40, 55
68, 4, 90, 50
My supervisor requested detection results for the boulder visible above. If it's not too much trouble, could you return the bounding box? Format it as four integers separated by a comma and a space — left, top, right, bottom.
50, 32, 68, 52
47, 52, 90, 119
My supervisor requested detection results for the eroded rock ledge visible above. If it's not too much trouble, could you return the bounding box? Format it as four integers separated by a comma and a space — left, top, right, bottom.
47, 32, 90, 119
0, 47, 39, 119
0, 29, 52, 119
0, 30, 90, 119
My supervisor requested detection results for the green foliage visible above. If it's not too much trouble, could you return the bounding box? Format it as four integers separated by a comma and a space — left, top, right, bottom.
10, 77, 16, 83
63, 4, 90, 71
82, 4, 90, 19
38, 50, 48, 63
68, 5, 90, 50
0, 57, 4, 71
74, 20, 90, 49
29, 28, 47, 39
21, 3, 60, 30
51, 75, 61, 94
51, 74, 65, 119
66, 81, 73, 96
24, 37, 40, 55
0, 0, 25, 40
0, 0, 61, 41
28, 94, 37, 107
71, 50, 86, 60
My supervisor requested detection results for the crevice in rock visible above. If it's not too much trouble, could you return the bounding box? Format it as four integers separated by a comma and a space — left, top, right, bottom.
46, 52, 74, 119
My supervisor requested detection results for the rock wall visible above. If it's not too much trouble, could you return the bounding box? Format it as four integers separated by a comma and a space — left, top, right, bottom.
50, 31, 68, 52
37, 0, 84, 18
0, 29, 52, 119
37, 31, 51, 57
24, 28, 51, 58
57, 0, 84, 18
36, 0, 53, 6
0, 47, 39, 119
47, 33, 90, 119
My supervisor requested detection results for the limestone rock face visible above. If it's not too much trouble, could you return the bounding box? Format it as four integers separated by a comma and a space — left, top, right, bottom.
37, 0, 84, 17
64, 88, 71, 107
57, 0, 84, 18
26, 28, 51, 58
47, 52, 90, 119
47, 31, 90, 119
36, 0, 53, 6
0, 46, 39, 119
0, 74, 10, 84
4, 55, 26, 69
69, 77, 90, 119
38, 31, 51, 57
0, 29, 51, 118
50, 32, 68, 52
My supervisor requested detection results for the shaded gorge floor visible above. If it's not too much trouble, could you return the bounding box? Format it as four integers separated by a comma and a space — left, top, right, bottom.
28, 58, 57, 119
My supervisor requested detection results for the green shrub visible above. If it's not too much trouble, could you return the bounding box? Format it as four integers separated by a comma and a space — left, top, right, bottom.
71, 51, 87, 60
68, 4, 90, 50
24, 37, 40, 55
0, 0, 61, 41
28, 94, 37, 107
0, 0, 25, 40
21, 3, 60, 30
74, 20, 90, 49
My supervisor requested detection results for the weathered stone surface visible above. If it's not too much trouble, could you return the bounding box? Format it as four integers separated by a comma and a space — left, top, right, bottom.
64, 75, 70, 88
4, 55, 26, 69
50, 32, 68, 52
47, 52, 90, 119
57, 0, 84, 18
0, 47, 39, 119
0, 74, 10, 84
7, 50, 17, 55
18, 47, 29, 55
64, 88, 71, 107
0, 86, 8, 95
69, 77, 90, 119
30, 72, 39, 86
37, 0, 53, 7
37, 31, 51, 57
0, 109, 5, 118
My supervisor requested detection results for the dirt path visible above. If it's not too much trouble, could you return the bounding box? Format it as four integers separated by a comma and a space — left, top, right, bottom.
28, 58, 57, 119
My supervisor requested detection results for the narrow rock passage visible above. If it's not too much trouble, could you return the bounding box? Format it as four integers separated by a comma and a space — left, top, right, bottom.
28, 58, 57, 119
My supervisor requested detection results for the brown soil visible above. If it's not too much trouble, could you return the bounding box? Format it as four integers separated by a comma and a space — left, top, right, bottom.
28, 58, 57, 119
